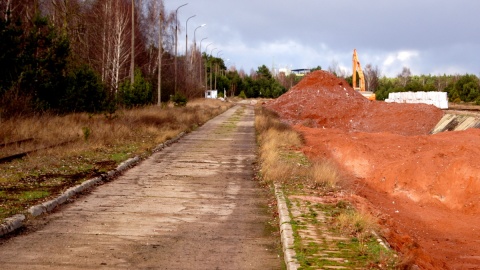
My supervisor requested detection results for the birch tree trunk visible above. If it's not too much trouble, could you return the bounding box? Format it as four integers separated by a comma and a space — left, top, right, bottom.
95, 0, 131, 94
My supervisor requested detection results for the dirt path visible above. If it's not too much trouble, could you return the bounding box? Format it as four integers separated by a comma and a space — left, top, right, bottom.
0, 105, 281, 269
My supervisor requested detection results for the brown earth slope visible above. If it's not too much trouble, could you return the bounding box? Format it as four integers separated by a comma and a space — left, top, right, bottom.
265, 70, 480, 269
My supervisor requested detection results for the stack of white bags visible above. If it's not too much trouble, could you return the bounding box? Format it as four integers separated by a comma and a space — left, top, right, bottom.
385, 91, 448, 109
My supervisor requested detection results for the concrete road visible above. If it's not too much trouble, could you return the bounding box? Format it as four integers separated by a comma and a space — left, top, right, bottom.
0, 105, 282, 269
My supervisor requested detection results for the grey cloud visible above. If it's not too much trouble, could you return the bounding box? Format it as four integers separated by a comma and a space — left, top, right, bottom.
165, 0, 480, 76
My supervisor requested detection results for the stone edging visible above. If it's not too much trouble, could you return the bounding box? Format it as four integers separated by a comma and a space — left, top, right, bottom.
0, 132, 186, 237
0, 215, 25, 236
274, 183, 300, 270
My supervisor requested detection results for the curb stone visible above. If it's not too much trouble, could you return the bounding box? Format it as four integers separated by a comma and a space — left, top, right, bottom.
0, 132, 187, 237
0, 215, 25, 236
274, 183, 300, 270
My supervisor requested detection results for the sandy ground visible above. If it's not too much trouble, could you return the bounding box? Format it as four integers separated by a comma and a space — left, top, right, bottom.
265, 71, 480, 269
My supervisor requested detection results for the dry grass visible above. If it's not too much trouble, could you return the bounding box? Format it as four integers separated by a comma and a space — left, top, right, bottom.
336, 209, 378, 238
255, 107, 305, 184
1, 99, 230, 155
309, 159, 342, 189
255, 105, 398, 267
0, 99, 232, 219
335, 206, 380, 256
255, 106, 342, 190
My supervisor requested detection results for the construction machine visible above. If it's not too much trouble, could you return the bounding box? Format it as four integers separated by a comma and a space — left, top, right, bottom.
352, 49, 376, 101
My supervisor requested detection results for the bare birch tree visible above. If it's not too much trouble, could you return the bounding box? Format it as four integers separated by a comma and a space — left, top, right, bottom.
364, 64, 380, 92
90, 0, 132, 94
398, 66, 411, 87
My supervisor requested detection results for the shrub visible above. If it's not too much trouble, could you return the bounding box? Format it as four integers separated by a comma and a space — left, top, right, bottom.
238, 90, 247, 99
170, 92, 188, 107
118, 68, 152, 108
336, 208, 378, 240
61, 65, 106, 113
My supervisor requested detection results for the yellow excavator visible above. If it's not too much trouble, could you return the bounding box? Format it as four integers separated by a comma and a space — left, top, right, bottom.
352, 49, 376, 101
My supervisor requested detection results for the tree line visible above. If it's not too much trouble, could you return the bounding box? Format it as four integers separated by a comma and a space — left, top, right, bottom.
1, 0, 168, 117
344, 65, 480, 104
0, 0, 289, 118
2, 1, 476, 119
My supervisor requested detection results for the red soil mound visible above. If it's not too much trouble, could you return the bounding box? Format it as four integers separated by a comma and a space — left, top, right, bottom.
264, 70, 480, 269
265, 70, 443, 135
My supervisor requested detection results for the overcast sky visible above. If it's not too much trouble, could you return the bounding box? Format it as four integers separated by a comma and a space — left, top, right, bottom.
164, 0, 480, 77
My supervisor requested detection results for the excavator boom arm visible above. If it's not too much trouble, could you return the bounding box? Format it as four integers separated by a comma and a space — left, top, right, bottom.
352, 49, 366, 91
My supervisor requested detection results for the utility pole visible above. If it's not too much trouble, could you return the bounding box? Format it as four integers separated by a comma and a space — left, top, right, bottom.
157, 11, 162, 106
174, 3, 188, 94
199, 38, 208, 94
210, 48, 217, 90
185, 15, 196, 61
130, 0, 135, 84
215, 51, 223, 91
205, 43, 213, 91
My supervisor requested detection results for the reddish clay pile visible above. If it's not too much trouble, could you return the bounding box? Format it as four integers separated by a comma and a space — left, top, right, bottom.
266, 70, 443, 136
265, 71, 480, 269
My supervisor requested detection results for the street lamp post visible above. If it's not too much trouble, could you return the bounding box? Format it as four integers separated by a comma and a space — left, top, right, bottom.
191, 25, 205, 97
205, 43, 213, 60
174, 3, 188, 94
193, 24, 206, 50
200, 38, 208, 57
157, 10, 163, 105
199, 37, 208, 92
192, 24, 206, 65
210, 48, 217, 90
205, 43, 213, 91
185, 15, 196, 59
225, 58, 230, 97
215, 50, 223, 91
184, 15, 195, 97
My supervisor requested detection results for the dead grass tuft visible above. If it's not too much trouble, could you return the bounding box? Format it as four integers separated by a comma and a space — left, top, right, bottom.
336, 209, 378, 239
255, 106, 305, 184
309, 159, 342, 189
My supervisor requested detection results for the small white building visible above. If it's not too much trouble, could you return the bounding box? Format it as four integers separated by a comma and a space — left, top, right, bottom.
205, 90, 218, 99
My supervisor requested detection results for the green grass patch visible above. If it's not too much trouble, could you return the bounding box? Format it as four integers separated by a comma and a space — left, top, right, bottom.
289, 199, 398, 269
215, 106, 245, 134
17, 190, 50, 201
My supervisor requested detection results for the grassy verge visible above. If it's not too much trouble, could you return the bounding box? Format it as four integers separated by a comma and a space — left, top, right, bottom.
255, 105, 399, 269
0, 99, 233, 220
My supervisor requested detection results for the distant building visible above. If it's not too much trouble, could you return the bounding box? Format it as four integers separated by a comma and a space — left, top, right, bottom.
278, 68, 312, 77
205, 90, 218, 99
291, 68, 311, 77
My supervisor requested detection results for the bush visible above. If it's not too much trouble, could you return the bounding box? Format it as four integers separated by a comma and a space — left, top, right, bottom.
61, 65, 106, 113
118, 68, 152, 108
18, 15, 70, 111
170, 92, 188, 107
238, 90, 247, 99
